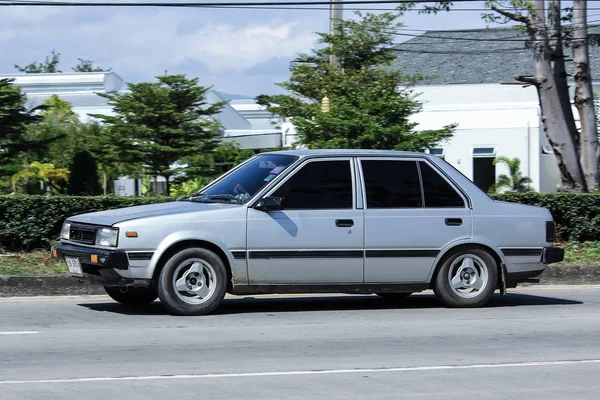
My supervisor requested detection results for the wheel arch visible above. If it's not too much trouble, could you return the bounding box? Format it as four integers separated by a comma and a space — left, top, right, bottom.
151, 239, 234, 291
428, 240, 505, 286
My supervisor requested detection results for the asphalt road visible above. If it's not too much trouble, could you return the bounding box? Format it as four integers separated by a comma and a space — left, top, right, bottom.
1, 286, 600, 400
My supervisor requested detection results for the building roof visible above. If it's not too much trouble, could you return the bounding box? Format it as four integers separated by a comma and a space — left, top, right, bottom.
392, 25, 600, 85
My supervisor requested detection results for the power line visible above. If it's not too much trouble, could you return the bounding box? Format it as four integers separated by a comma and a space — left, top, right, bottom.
2, 0, 600, 11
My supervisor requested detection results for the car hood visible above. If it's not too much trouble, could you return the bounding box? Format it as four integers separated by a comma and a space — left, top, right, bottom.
67, 201, 241, 226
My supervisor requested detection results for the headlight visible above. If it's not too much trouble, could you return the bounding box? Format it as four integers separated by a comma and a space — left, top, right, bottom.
95, 227, 119, 247
60, 222, 71, 240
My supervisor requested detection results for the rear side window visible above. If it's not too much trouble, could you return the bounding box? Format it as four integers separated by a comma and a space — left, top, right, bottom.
273, 160, 353, 209
361, 160, 422, 208
419, 162, 465, 208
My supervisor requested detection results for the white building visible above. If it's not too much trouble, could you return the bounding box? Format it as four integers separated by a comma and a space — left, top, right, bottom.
393, 26, 600, 193
407, 83, 562, 193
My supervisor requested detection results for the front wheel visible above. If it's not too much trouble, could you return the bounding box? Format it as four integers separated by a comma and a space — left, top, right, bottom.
104, 286, 158, 306
434, 248, 498, 308
157, 248, 227, 316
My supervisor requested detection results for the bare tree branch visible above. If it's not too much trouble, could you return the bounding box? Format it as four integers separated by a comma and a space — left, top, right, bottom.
515, 75, 539, 85
491, 5, 527, 23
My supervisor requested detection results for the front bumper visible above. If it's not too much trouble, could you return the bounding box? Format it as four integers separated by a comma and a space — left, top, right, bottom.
51, 243, 148, 287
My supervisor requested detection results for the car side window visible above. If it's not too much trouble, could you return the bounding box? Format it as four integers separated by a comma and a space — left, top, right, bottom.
272, 160, 353, 209
361, 160, 422, 208
419, 161, 465, 208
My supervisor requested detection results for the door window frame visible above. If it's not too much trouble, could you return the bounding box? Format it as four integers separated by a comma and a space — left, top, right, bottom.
357, 157, 468, 210
258, 157, 358, 211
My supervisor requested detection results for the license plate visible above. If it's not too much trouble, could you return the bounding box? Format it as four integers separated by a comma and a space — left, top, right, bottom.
65, 257, 83, 277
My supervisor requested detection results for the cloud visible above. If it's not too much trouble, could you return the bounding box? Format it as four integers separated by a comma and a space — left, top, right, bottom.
0, 2, 495, 96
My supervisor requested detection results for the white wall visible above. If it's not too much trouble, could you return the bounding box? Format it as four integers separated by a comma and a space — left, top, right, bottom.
408, 83, 550, 192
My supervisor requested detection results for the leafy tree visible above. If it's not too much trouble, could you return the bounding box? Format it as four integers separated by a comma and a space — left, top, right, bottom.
0, 78, 58, 192
67, 150, 102, 195
72, 58, 111, 73
15, 50, 62, 73
182, 141, 255, 181
90, 74, 226, 194
11, 161, 69, 195
490, 156, 533, 193
256, 12, 455, 151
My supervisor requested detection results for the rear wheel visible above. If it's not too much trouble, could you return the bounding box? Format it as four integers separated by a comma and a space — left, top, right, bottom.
157, 247, 227, 316
104, 286, 158, 306
434, 248, 497, 308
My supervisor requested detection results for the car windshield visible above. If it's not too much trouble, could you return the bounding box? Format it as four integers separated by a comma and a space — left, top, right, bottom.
186, 154, 298, 204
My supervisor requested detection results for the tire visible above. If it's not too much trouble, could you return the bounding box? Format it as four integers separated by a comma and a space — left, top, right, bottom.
375, 292, 413, 301
434, 247, 498, 308
104, 286, 158, 306
157, 247, 227, 316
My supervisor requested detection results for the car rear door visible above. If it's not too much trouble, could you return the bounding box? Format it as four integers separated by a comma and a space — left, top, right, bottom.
246, 157, 365, 284
359, 157, 472, 283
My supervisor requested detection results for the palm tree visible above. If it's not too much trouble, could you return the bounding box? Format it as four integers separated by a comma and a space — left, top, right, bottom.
490, 156, 533, 193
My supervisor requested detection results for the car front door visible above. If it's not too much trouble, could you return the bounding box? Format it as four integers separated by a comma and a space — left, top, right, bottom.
246, 158, 364, 284
359, 158, 472, 283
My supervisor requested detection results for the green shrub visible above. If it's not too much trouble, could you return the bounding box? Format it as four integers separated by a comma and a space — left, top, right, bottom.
491, 192, 600, 242
2, 192, 600, 252
0, 195, 170, 251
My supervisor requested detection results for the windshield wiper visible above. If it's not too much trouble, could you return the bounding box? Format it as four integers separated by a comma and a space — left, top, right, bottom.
182, 194, 238, 203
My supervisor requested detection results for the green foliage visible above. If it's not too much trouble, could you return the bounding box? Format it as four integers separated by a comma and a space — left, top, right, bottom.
11, 161, 69, 195
182, 141, 255, 181
0, 78, 56, 190
492, 192, 600, 242
72, 58, 110, 72
0, 195, 171, 251
91, 74, 226, 194
3, 192, 600, 251
170, 177, 211, 197
15, 50, 62, 73
67, 151, 102, 196
257, 12, 455, 151
489, 156, 533, 193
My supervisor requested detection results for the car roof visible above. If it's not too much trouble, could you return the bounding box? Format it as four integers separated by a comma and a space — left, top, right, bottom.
261, 149, 433, 159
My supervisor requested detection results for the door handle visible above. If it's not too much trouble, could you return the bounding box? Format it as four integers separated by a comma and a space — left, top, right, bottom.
336, 219, 354, 228
445, 218, 462, 226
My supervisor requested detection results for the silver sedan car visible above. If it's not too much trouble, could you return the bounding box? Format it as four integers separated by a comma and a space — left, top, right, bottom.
52, 150, 564, 315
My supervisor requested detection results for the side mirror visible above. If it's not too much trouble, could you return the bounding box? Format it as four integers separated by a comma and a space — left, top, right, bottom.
254, 196, 284, 212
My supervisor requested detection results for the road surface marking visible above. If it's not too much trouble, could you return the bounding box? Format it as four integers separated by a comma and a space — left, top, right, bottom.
0, 331, 39, 335
1, 359, 599, 385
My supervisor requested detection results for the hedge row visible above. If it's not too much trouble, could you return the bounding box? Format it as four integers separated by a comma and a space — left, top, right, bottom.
492, 192, 600, 243
1, 193, 599, 251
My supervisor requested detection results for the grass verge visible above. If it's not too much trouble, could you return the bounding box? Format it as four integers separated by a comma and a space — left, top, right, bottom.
1, 242, 599, 276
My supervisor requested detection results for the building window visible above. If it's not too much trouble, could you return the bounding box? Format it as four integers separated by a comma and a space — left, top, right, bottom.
472, 147, 496, 193
429, 148, 445, 159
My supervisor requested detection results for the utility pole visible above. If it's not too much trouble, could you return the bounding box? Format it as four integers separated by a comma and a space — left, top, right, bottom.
329, 0, 343, 66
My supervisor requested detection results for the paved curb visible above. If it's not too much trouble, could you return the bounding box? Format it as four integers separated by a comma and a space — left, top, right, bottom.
2, 264, 600, 297
0, 275, 105, 297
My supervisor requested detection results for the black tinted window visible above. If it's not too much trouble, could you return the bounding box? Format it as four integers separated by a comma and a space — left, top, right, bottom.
361, 160, 422, 208
273, 160, 353, 209
419, 162, 465, 208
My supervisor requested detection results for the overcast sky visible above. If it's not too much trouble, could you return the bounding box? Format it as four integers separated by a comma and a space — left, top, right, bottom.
0, 1, 587, 98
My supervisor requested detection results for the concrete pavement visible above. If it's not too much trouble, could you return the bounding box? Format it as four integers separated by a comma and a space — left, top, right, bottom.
1, 287, 600, 399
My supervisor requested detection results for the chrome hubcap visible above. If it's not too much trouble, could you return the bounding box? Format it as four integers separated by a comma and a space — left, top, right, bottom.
448, 254, 488, 299
172, 258, 217, 305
